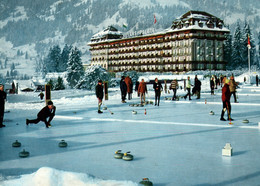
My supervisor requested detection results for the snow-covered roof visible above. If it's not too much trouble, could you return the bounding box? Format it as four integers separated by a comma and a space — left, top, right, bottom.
13, 80, 35, 91
90, 26, 123, 42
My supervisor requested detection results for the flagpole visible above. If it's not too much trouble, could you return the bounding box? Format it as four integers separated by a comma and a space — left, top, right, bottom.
247, 34, 251, 84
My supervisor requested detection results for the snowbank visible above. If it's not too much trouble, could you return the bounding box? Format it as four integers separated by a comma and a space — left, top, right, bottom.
1, 167, 138, 186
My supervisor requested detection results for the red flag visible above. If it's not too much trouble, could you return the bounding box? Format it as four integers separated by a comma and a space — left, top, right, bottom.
247, 34, 251, 49
154, 15, 157, 24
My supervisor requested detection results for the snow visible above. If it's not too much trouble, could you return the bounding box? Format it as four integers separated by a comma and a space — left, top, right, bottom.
0, 6, 28, 29
121, 0, 190, 8
1, 72, 260, 185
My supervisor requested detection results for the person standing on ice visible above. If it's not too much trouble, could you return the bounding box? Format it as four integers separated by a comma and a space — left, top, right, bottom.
138, 79, 147, 104
229, 76, 238, 103
220, 79, 233, 121
153, 78, 163, 106
120, 76, 127, 103
124, 76, 133, 100
210, 76, 215, 95
194, 77, 201, 99
26, 100, 56, 128
95, 80, 104, 114
38, 91, 44, 100
184, 76, 192, 100
0, 84, 7, 128
169, 79, 178, 100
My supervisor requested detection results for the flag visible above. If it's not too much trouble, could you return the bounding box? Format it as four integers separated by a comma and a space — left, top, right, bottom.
154, 15, 157, 24
247, 34, 251, 49
123, 23, 128, 28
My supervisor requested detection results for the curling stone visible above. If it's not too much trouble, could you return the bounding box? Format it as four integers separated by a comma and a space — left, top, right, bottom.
114, 150, 124, 159
242, 119, 249, 123
134, 104, 138, 107
129, 104, 134, 107
58, 140, 68, 147
19, 149, 30, 158
122, 151, 134, 161
132, 110, 137, 115
209, 111, 215, 115
139, 178, 153, 186
103, 107, 107, 110
12, 140, 21, 147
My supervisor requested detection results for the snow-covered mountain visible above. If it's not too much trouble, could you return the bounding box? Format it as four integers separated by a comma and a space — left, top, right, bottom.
0, 0, 259, 76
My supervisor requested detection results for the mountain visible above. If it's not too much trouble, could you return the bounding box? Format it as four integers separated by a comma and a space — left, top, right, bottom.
0, 0, 259, 77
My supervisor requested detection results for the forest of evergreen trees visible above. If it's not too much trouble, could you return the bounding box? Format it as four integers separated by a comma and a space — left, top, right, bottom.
224, 21, 260, 70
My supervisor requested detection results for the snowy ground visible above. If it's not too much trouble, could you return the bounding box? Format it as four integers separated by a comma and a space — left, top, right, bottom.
1, 75, 260, 186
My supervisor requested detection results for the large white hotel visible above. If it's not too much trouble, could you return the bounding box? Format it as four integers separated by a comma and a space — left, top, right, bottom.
88, 10, 230, 73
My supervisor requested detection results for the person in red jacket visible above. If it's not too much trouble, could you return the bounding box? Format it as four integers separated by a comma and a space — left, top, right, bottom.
220, 79, 233, 121
138, 79, 147, 104
26, 101, 56, 128
124, 76, 133, 100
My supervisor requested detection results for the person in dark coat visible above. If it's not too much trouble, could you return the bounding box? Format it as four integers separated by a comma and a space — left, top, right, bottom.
220, 79, 233, 121
26, 100, 56, 128
95, 80, 104, 113
0, 84, 7, 128
135, 81, 140, 97
38, 91, 44, 100
153, 78, 163, 106
120, 76, 127, 103
194, 77, 201, 99
256, 75, 259, 86
210, 76, 215, 95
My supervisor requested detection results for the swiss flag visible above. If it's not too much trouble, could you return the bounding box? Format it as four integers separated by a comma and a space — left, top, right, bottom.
247, 34, 251, 49
154, 15, 157, 24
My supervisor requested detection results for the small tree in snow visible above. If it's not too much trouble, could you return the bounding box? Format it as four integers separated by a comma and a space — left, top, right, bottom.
66, 47, 84, 88
75, 65, 110, 90
54, 76, 65, 90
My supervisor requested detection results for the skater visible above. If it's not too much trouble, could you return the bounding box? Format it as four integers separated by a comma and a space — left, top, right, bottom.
138, 79, 147, 104
153, 78, 163, 106
120, 76, 127, 103
210, 76, 215, 95
169, 79, 178, 100
124, 76, 133, 100
38, 91, 44, 100
229, 76, 238, 103
0, 84, 7, 128
26, 100, 56, 128
184, 76, 192, 100
220, 79, 233, 121
96, 80, 104, 113
135, 81, 140, 97
193, 77, 201, 99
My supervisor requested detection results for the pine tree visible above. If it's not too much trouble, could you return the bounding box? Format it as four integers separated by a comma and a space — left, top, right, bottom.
232, 22, 243, 69
45, 45, 62, 72
258, 32, 260, 66
66, 47, 84, 88
224, 34, 232, 69
47, 79, 54, 90
75, 65, 110, 90
54, 76, 65, 90
59, 44, 72, 72
4, 58, 8, 68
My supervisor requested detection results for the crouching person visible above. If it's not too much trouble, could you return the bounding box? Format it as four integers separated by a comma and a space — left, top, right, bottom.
26, 100, 56, 128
